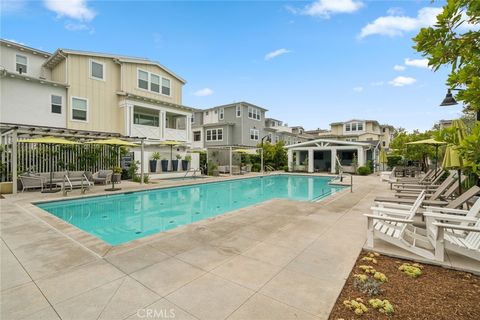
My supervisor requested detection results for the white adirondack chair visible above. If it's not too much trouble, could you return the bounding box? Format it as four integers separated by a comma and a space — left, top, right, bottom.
365, 190, 435, 259
423, 198, 480, 261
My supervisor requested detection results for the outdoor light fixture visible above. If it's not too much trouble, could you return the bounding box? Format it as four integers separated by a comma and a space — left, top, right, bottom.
439, 89, 458, 106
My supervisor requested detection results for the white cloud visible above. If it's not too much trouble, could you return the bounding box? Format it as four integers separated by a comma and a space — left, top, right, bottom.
44, 0, 96, 22
393, 65, 406, 71
65, 22, 92, 32
404, 58, 430, 69
370, 81, 384, 87
389, 76, 417, 87
387, 7, 405, 16
288, 0, 363, 18
353, 86, 364, 92
359, 7, 442, 38
194, 88, 214, 97
264, 48, 291, 61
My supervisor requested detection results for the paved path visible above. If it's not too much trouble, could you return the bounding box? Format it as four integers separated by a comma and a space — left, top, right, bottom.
1, 175, 391, 320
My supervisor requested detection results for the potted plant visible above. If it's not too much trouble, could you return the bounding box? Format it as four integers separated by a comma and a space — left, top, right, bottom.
182, 155, 191, 171
112, 166, 122, 183
172, 154, 181, 171
150, 152, 160, 173
160, 157, 169, 172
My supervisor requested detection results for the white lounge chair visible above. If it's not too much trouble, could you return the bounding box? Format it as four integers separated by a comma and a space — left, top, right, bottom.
365, 190, 435, 259
423, 198, 480, 261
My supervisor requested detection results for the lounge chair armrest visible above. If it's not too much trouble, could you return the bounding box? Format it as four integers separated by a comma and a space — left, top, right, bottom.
364, 214, 414, 223
432, 222, 480, 233
423, 213, 477, 223
369, 207, 412, 217
424, 207, 469, 215
373, 202, 413, 209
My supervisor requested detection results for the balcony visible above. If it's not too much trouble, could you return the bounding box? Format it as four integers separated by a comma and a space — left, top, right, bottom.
165, 128, 187, 141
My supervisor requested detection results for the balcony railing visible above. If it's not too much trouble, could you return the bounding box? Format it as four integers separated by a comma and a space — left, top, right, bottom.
165, 128, 187, 141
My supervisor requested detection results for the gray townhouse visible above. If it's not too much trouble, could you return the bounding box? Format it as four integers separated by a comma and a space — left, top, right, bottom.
191, 102, 268, 149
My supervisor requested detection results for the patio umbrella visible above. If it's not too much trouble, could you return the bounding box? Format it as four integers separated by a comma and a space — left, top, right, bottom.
379, 149, 388, 171
159, 140, 184, 170
441, 119, 469, 194
19, 136, 80, 193
85, 138, 138, 191
406, 138, 446, 179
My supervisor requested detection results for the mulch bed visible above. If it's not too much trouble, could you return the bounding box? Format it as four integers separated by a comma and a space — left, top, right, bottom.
329, 250, 480, 320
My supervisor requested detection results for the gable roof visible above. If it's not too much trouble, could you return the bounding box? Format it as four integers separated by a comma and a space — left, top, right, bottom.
284, 138, 372, 149
43, 48, 186, 84
1, 39, 51, 58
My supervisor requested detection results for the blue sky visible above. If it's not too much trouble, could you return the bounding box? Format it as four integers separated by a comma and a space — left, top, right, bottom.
1, 0, 466, 131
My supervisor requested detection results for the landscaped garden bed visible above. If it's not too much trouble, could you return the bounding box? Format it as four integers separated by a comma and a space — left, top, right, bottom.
329, 250, 480, 319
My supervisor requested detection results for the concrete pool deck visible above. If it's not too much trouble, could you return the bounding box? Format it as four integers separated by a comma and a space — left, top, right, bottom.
1, 174, 478, 320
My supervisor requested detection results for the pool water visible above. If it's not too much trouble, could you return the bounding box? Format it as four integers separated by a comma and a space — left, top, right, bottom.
36, 175, 344, 245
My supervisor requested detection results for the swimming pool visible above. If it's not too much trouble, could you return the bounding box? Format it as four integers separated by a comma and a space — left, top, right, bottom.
36, 175, 344, 245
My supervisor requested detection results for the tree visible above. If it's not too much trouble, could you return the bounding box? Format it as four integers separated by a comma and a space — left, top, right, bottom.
389, 129, 440, 170
257, 141, 288, 170
413, 0, 479, 116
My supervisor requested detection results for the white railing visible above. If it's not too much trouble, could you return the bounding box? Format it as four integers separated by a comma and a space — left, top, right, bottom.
131, 124, 161, 140
165, 128, 187, 141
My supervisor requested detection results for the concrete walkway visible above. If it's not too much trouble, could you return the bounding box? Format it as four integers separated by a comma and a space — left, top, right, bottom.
0, 175, 396, 319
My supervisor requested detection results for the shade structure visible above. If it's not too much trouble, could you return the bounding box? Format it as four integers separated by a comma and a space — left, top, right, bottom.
84, 138, 138, 147
441, 119, 468, 194
85, 138, 138, 191
158, 141, 184, 169
406, 138, 446, 179
19, 136, 80, 193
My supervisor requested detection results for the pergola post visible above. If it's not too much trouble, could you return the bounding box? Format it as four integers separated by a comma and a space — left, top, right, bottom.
11, 129, 17, 194
357, 147, 365, 167
330, 147, 337, 174
287, 149, 293, 172
308, 149, 314, 173
140, 139, 145, 185
229, 146, 232, 176
261, 149, 264, 174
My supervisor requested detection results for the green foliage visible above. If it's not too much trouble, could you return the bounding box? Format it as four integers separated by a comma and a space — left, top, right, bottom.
390, 129, 440, 169
458, 123, 480, 175
357, 166, 371, 175
128, 160, 149, 183
343, 298, 369, 315
387, 155, 403, 168
176, 154, 182, 160
369, 299, 394, 315
184, 155, 192, 162
413, 0, 480, 113
353, 275, 383, 297
207, 160, 218, 176
113, 166, 122, 174
399, 263, 423, 278
257, 141, 288, 170
251, 163, 261, 172
152, 152, 161, 160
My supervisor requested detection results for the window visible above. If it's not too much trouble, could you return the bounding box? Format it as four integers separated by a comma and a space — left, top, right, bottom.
150, 74, 160, 93
248, 107, 261, 120
90, 60, 104, 80
206, 128, 223, 141
357, 123, 363, 131
161, 78, 170, 95
51, 95, 62, 114
345, 123, 351, 132
16, 55, 27, 74
138, 70, 149, 90
214, 110, 218, 114
219, 108, 224, 120
382, 127, 386, 133
71, 97, 87, 121
205, 111, 209, 116
133, 107, 159, 127
250, 128, 259, 140
236, 105, 241, 117
345, 122, 364, 132
193, 131, 201, 141
191, 116, 195, 124
382, 141, 386, 147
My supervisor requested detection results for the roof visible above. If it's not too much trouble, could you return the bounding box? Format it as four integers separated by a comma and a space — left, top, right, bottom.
202, 101, 268, 112
284, 138, 372, 149
0, 39, 51, 57
330, 119, 380, 126
0, 68, 69, 88
43, 48, 186, 84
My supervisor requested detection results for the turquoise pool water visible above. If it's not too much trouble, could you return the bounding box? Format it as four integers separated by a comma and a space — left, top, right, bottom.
36, 175, 344, 245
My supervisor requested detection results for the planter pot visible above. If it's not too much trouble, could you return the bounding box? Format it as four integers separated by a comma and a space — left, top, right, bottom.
172, 160, 179, 172
181, 161, 189, 171
149, 160, 157, 173
0, 182, 13, 194
112, 173, 122, 183
161, 160, 169, 172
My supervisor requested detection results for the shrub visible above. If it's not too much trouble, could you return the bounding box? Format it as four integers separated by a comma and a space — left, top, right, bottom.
399, 263, 423, 278
387, 155, 403, 168
369, 299, 394, 315
353, 275, 383, 296
343, 298, 369, 315
281, 165, 289, 172
361, 256, 377, 264
357, 166, 372, 175
358, 265, 376, 275
251, 163, 261, 172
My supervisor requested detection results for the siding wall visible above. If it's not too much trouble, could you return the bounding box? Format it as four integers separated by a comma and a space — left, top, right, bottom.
0, 45, 49, 78
51, 58, 67, 83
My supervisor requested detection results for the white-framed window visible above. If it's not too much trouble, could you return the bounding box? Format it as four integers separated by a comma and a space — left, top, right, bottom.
248, 107, 261, 120
205, 111, 209, 116
191, 116, 195, 124
90, 59, 105, 80
150, 74, 160, 93
236, 105, 241, 117
219, 108, 224, 120
51, 95, 62, 114
382, 127, 386, 133
193, 131, 201, 142
71, 97, 88, 122
206, 128, 223, 141
133, 106, 159, 127
162, 77, 171, 96
138, 70, 149, 90
382, 141, 386, 147
345, 123, 351, 132
250, 128, 259, 140
15, 54, 27, 74
345, 122, 364, 132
